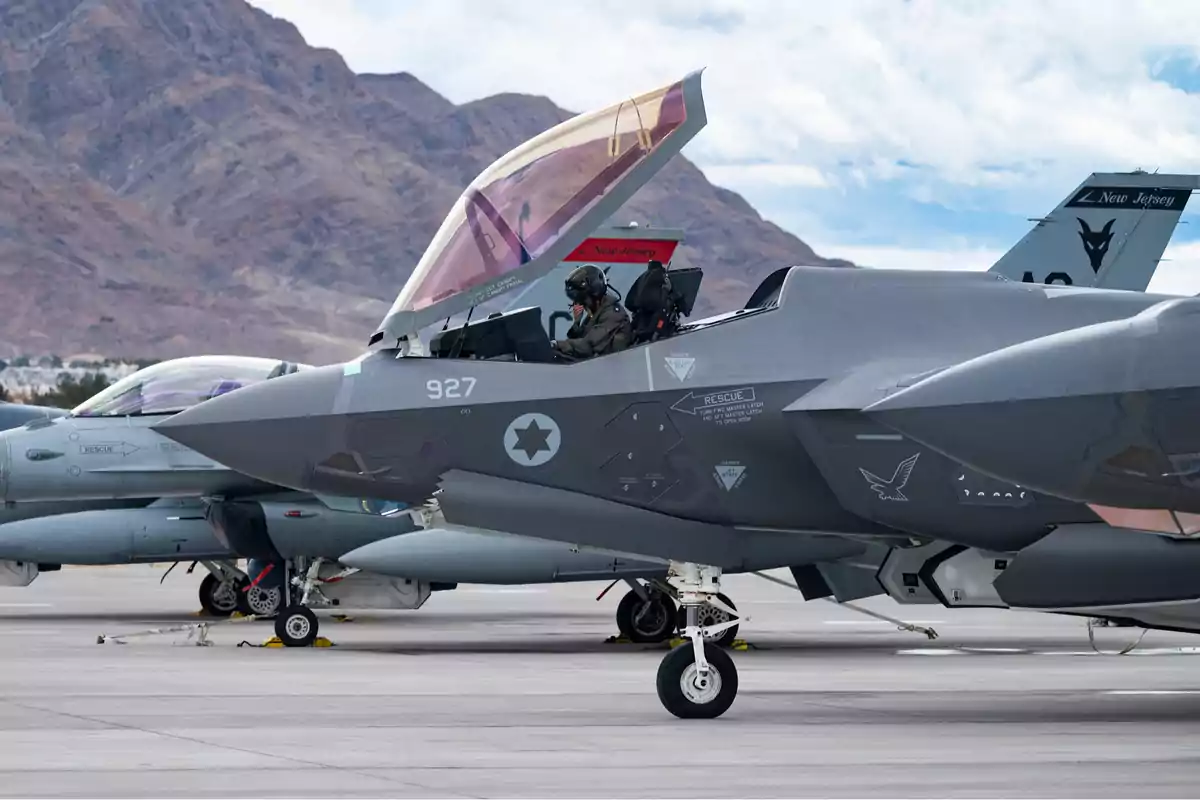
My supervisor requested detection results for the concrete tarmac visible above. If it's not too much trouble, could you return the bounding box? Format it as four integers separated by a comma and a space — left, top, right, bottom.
3, 566, 1200, 797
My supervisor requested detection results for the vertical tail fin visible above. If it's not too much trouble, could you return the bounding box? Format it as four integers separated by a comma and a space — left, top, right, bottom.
989, 171, 1199, 290
502, 224, 687, 339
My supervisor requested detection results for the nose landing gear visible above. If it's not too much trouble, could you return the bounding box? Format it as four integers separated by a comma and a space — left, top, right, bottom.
611, 578, 741, 647
275, 604, 319, 648
656, 562, 742, 719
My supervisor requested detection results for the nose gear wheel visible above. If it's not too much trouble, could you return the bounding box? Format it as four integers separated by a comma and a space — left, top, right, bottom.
275, 605, 318, 647
656, 641, 737, 719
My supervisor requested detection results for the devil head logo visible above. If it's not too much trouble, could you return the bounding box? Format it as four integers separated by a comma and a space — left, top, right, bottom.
1077, 218, 1115, 273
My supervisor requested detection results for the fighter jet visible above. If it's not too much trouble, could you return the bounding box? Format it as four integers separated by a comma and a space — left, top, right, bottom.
156, 71, 1200, 719
2, 185, 1174, 645
0, 355, 430, 623
290, 164, 1192, 643
0, 401, 171, 586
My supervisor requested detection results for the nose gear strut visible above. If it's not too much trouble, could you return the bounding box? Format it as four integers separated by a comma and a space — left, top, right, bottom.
656, 562, 741, 718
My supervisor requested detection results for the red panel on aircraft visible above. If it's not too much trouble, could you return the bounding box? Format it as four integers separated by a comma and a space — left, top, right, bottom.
563, 238, 679, 264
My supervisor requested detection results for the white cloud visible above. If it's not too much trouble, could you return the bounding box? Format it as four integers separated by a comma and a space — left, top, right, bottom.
248, 1, 1200, 267
698, 163, 829, 189
813, 243, 1003, 272
805, 240, 1200, 298
249, 0, 1200, 189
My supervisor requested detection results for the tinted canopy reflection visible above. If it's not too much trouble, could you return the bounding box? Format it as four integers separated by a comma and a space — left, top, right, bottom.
72, 356, 309, 417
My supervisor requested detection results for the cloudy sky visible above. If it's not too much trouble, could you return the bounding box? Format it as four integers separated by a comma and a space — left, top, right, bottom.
250, 0, 1200, 294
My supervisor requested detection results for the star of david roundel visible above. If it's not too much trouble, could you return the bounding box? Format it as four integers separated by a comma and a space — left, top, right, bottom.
503, 412, 562, 467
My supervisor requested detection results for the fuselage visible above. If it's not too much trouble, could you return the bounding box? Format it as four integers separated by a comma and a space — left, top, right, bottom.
157, 267, 1180, 558
0, 414, 274, 503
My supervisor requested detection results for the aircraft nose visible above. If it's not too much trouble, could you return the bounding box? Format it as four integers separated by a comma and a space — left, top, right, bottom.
154, 363, 346, 492
866, 302, 1200, 510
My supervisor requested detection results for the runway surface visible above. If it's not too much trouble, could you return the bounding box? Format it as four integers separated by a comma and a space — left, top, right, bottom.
3, 566, 1200, 798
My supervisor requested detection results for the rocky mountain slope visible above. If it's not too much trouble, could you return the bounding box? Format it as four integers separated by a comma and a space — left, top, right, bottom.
0, 0, 849, 363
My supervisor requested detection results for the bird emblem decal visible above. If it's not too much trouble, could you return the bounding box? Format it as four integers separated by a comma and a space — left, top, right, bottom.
859, 453, 920, 502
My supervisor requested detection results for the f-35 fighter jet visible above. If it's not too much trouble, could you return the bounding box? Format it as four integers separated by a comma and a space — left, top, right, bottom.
157, 71, 1200, 719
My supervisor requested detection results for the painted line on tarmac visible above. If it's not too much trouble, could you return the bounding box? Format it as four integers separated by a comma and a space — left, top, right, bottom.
0, 602, 53, 607
457, 588, 548, 594
1105, 690, 1200, 695
824, 619, 945, 625
899, 646, 1200, 657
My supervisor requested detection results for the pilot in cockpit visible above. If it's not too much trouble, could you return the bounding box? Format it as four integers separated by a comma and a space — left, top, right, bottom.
550, 264, 633, 360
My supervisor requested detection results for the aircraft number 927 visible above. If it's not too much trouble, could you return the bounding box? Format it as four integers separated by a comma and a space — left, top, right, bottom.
427, 377, 477, 400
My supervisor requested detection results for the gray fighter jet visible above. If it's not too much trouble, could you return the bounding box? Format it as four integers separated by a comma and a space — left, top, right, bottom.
328, 160, 1192, 609
0, 356, 427, 620
156, 70, 1200, 718
0, 170, 1178, 644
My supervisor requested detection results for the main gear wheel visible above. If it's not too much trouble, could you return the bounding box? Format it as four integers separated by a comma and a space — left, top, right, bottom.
615, 589, 677, 643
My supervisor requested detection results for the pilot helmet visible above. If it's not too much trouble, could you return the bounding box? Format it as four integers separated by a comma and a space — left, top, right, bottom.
565, 264, 608, 304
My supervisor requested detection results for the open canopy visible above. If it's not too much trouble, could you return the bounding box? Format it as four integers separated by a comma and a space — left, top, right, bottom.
371, 69, 708, 346
72, 355, 309, 417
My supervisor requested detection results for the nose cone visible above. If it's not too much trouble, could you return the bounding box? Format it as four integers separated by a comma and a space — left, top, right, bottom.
867, 301, 1200, 510
155, 364, 345, 492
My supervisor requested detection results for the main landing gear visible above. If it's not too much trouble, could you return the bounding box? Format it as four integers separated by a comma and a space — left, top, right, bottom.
198, 572, 241, 617
195, 560, 283, 618
613, 578, 740, 647
656, 563, 741, 719
240, 559, 284, 618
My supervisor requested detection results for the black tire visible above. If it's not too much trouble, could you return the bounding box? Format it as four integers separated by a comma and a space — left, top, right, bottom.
656, 640, 738, 719
676, 593, 740, 648
274, 605, 318, 647
237, 582, 282, 618
198, 574, 238, 617
616, 589, 676, 643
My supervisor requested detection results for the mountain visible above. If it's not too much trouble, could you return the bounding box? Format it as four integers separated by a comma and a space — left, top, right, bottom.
0, 0, 850, 364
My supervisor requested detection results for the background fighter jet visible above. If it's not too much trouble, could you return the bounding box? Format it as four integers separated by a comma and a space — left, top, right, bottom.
0, 355, 429, 620
156, 70, 1200, 720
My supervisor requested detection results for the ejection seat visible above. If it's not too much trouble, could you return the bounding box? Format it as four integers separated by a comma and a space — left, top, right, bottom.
624, 260, 704, 344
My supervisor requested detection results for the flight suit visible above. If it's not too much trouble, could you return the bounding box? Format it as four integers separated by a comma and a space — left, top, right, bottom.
555, 295, 633, 359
